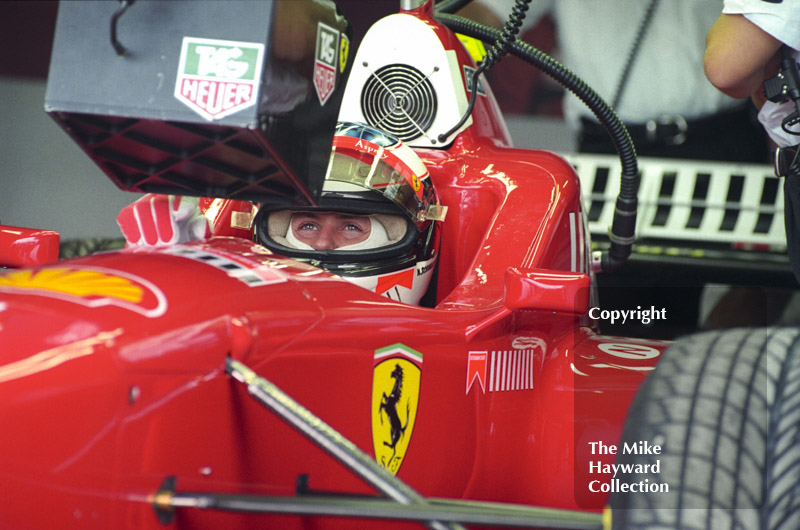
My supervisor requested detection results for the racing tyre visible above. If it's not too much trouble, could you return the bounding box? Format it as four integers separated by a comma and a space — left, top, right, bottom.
608, 327, 800, 529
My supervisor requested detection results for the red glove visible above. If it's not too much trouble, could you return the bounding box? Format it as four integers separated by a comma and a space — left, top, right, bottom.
117, 194, 212, 247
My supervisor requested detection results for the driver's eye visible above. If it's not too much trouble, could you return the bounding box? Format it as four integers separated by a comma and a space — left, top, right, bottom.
298, 222, 319, 231
343, 223, 363, 232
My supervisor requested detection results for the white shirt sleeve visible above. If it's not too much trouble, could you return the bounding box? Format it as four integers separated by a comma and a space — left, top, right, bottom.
722, 0, 800, 49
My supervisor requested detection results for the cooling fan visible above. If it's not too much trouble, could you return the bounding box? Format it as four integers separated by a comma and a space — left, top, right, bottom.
337, 12, 472, 148
360, 63, 438, 143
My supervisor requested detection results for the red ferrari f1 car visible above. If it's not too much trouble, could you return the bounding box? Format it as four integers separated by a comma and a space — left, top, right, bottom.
1, 0, 795, 528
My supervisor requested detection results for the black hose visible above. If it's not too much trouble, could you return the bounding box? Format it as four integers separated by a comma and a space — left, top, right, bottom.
435, 12, 639, 271
438, 0, 530, 143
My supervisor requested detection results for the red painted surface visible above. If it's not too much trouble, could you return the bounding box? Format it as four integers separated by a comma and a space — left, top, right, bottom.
0, 225, 60, 267
0, 4, 666, 529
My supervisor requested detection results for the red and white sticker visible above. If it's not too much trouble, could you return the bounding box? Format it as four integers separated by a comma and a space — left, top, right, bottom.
466, 349, 536, 394
597, 342, 661, 360
314, 23, 340, 105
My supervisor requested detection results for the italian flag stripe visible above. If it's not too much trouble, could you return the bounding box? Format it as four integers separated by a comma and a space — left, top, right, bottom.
374, 343, 423, 364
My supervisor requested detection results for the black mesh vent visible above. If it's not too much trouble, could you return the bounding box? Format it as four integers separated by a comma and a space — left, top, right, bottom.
50, 112, 316, 204
360, 64, 437, 142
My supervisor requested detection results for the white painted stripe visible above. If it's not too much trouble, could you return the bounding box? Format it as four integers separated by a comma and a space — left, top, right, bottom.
509, 351, 515, 391
505, 350, 512, 391
482, 350, 539, 393
578, 212, 585, 273
569, 212, 577, 272
497, 350, 504, 391
510, 351, 516, 391
582, 209, 591, 274
504, 350, 511, 391
504, 350, 509, 391
510, 350, 516, 391
521, 351, 526, 390
497, 351, 506, 392
495, 350, 501, 391
530, 350, 534, 389
528, 350, 534, 389
489, 350, 496, 392
524, 350, 530, 389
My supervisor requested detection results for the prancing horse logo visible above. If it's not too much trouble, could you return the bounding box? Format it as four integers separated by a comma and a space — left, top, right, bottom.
371, 344, 422, 475
379, 363, 410, 465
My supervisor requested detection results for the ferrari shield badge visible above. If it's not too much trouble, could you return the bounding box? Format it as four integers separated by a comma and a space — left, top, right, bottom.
371, 343, 422, 475
174, 37, 265, 121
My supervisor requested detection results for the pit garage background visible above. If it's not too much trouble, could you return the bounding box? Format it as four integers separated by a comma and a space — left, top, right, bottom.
1, 0, 795, 340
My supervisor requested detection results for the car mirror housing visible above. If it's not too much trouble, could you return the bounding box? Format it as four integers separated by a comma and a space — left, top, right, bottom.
0, 226, 60, 268
504, 267, 590, 315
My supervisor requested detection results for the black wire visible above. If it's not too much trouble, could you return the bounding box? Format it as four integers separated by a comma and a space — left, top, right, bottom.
611, 0, 660, 109
437, 64, 485, 143
437, 0, 531, 143
435, 13, 637, 174
435, 12, 640, 270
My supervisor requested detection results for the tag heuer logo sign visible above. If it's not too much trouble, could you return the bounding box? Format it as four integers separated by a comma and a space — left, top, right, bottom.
174, 37, 264, 121
314, 22, 346, 106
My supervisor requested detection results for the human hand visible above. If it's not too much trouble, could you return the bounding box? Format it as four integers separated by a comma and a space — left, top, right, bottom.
117, 194, 211, 247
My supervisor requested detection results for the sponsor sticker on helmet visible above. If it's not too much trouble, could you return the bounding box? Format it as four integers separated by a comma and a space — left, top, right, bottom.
174, 37, 265, 121
371, 343, 422, 475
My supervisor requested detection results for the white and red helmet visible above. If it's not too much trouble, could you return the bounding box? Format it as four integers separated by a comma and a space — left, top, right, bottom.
255, 122, 446, 306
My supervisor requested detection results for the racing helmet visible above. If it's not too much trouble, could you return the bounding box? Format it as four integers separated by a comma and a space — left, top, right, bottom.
255, 122, 446, 305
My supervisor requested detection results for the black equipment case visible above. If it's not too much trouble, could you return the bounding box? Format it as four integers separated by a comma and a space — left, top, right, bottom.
45, 0, 351, 205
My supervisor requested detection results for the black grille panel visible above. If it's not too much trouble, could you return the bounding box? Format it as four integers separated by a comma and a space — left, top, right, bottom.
52, 112, 307, 203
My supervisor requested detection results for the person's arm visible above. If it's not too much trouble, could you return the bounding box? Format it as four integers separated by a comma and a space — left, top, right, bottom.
704, 13, 782, 104
457, 2, 504, 28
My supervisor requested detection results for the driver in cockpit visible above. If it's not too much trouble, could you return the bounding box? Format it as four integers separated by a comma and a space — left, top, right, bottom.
117, 122, 447, 306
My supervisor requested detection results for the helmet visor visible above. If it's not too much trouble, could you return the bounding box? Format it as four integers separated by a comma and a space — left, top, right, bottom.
325, 135, 433, 223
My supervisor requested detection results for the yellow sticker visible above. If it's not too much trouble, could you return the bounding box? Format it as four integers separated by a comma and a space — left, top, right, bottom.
0, 267, 167, 317
371, 344, 422, 475
456, 33, 486, 64
339, 33, 350, 74
0, 268, 143, 302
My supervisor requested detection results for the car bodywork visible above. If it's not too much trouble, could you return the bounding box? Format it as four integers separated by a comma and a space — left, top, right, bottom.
0, 1, 668, 528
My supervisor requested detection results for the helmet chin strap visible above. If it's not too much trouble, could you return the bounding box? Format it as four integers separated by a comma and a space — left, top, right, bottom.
284, 216, 390, 251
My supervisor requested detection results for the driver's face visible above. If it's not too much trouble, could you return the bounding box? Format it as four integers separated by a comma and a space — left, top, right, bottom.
290, 212, 372, 250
